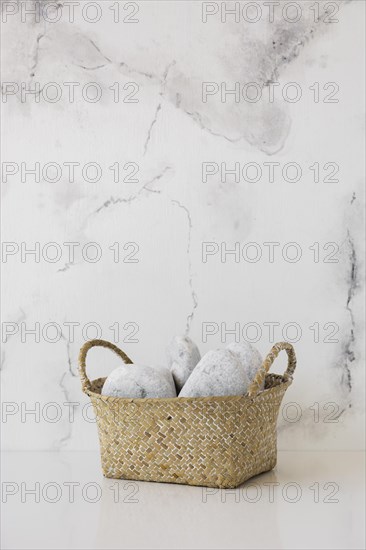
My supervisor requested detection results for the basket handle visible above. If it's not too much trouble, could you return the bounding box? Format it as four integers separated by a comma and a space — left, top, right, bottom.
247, 342, 296, 398
78, 339, 133, 394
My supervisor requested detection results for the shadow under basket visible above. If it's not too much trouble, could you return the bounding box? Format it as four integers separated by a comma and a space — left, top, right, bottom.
79, 340, 297, 489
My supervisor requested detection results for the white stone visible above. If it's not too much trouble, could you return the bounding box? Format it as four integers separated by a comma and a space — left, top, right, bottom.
166, 336, 201, 392
178, 349, 249, 398
101, 364, 177, 399
226, 342, 264, 390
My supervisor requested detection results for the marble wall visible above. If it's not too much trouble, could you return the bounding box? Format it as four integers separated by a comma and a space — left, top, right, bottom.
1, 0, 364, 451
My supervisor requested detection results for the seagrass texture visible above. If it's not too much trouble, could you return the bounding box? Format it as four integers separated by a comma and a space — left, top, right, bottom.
79, 340, 297, 488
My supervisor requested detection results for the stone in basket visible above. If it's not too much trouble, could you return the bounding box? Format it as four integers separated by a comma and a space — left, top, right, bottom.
78, 340, 296, 488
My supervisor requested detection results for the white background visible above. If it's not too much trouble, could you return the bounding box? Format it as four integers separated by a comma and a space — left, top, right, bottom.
1, 0, 365, 453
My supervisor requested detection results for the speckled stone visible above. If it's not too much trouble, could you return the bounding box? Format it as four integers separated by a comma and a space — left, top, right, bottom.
226, 342, 264, 389
101, 364, 177, 399
178, 349, 249, 398
166, 336, 201, 392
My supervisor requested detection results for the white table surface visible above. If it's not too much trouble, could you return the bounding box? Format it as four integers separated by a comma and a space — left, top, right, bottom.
1, 451, 364, 550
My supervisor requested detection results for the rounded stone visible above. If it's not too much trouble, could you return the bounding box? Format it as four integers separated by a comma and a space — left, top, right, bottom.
178, 349, 250, 398
101, 364, 177, 399
166, 336, 201, 392
226, 342, 264, 389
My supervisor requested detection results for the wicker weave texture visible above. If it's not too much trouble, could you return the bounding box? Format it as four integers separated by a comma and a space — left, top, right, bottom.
79, 340, 296, 488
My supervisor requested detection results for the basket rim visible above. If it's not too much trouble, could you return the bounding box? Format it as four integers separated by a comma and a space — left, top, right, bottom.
85, 374, 292, 404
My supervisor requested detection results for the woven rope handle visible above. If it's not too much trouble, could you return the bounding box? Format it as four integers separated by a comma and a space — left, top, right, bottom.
78, 339, 133, 393
247, 342, 296, 398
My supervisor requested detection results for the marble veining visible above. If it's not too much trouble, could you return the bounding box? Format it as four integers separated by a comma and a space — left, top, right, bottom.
1, 0, 364, 451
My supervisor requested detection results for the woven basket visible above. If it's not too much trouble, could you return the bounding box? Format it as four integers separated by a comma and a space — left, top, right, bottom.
79, 340, 296, 488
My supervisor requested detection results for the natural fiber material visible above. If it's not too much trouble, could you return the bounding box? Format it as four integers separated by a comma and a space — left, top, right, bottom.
79, 340, 296, 488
